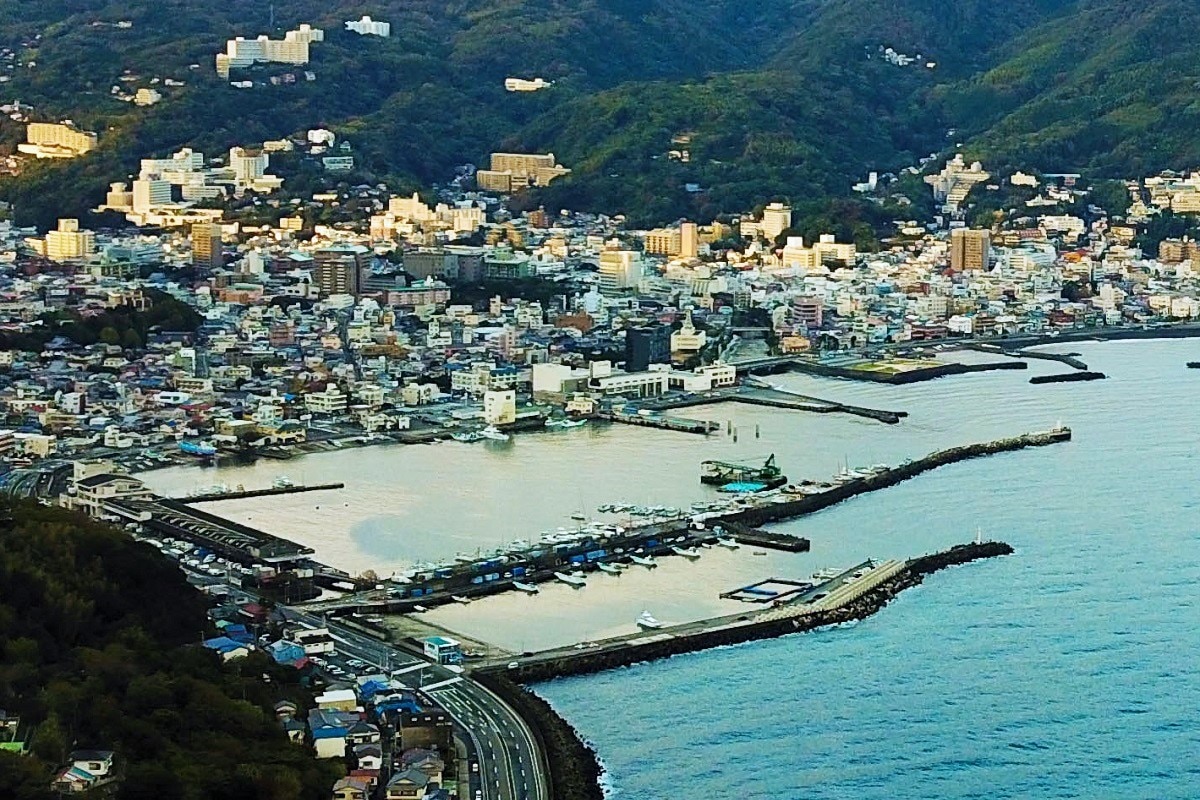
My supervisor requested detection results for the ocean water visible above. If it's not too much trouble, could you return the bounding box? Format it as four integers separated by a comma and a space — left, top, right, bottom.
534, 340, 1200, 799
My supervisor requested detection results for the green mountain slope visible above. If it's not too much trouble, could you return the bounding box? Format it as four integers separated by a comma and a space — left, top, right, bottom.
0, 0, 1195, 229
935, 0, 1200, 175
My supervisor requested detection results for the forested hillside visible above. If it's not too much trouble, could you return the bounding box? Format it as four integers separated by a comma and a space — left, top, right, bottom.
0, 0, 1194, 227
0, 501, 340, 800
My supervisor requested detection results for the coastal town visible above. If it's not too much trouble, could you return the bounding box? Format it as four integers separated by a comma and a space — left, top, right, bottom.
3, 20, 1200, 800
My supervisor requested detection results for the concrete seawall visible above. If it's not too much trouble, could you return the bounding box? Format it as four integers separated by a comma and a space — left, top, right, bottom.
788, 358, 1027, 385
476, 541, 1015, 799
721, 427, 1070, 528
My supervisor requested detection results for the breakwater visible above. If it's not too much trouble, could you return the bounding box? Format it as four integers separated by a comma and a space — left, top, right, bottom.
486, 541, 1012, 683
476, 540, 1012, 800
720, 427, 1071, 528
788, 357, 1027, 385
174, 482, 345, 503
1029, 371, 1107, 385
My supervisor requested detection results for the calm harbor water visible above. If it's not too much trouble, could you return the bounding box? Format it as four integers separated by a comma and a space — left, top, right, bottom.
147, 340, 1200, 796
537, 340, 1200, 799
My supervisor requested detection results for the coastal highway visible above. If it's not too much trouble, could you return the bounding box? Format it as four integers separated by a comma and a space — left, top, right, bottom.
213, 582, 546, 800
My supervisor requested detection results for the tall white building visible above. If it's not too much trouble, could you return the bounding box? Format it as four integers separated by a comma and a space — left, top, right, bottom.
132, 179, 172, 214
761, 202, 792, 241
45, 219, 96, 262
597, 246, 643, 296
345, 15, 390, 36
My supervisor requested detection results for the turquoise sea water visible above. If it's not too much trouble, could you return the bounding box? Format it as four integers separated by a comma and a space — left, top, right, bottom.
535, 341, 1200, 799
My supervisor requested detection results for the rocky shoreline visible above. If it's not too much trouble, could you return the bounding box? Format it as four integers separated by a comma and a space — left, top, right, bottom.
477, 540, 1015, 799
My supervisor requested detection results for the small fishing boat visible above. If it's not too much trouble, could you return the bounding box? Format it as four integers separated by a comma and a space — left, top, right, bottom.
597, 562, 623, 574
671, 546, 702, 560
554, 571, 587, 587
513, 581, 539, 593
630, 554, 657, 568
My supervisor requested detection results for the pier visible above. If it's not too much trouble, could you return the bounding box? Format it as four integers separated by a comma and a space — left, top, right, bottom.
597, 409, 720, 434
718, 520, 810, 552
174, 482, 346, 503
640, 384, 907, 424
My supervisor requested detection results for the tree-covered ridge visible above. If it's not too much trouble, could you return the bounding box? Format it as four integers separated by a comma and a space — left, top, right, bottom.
0, 501, 341, 800
0, 0, 1196, 228
935, 0, 1200, 177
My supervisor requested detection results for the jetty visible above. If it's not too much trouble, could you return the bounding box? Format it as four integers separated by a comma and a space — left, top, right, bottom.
175, 482, 345, 503
720, 426, 1071, 528
642, 384, 906, 424
597, 409, 719, 434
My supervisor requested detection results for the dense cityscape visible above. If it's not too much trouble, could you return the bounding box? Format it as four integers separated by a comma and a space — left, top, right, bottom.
2, 3, 1199, 800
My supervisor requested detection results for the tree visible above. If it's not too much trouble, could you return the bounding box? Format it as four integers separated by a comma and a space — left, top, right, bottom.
30, 711, 66, 764
120, 329, 142, 350
98, 326, 120, 346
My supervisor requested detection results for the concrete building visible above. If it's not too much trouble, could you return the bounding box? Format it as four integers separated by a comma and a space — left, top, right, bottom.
950, 228, 992, 272
45, 219, 96, 262
680, 221, 699, 259
761, 202, 793, 241
19, 122, 97, 158
597, 246, 643, 296
482, 390, 516, 425
191, 222, 223, 268
791, 296, 824, 329
345, 15, 390, 36
670, 310, 707, 353
476, 152, 570, 192
313, 244, 369, 296
625, 325, 671, 371
132, 178, 172, 214
645, 227, 682, 257
216, 26, 324, 78
504, 77, 552, 92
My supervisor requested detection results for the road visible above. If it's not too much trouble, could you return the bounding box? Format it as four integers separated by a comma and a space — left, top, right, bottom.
215, 581, 546, 800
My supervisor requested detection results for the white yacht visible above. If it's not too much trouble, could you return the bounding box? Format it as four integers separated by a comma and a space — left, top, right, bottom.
636, 611, 663, 630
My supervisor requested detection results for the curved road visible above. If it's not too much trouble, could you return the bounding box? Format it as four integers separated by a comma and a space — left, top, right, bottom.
215, 583, 546, 800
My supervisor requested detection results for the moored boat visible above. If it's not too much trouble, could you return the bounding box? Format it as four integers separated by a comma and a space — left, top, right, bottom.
554, 571, 587, 586
480, 425, 510, 441
513, 581, 539, 593
636, 611, 663, 630
630, 554, 657, 567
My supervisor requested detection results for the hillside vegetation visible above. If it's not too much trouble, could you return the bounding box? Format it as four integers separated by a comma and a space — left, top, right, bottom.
0, 0, 1193, 227
0, 501, 341, 800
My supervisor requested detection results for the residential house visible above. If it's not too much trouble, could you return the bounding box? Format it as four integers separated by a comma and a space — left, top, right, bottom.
385, 768, 429, 800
